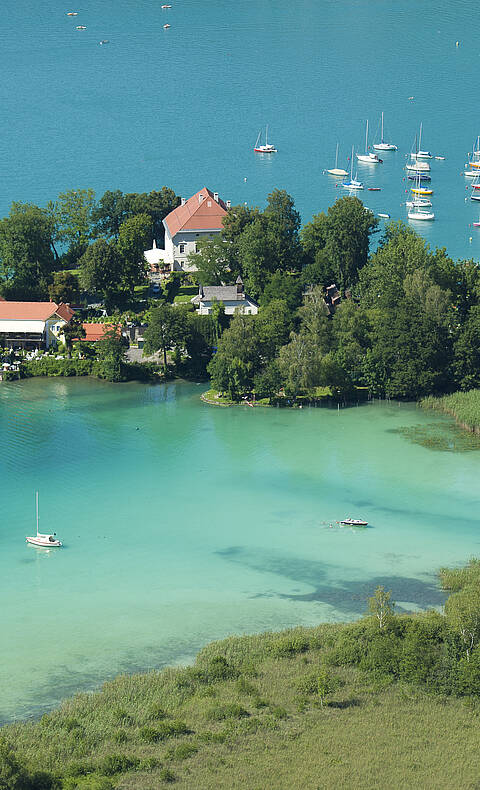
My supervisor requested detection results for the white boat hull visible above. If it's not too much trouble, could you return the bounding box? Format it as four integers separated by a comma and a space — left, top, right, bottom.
26, 535, 62, 547
326, 168, 348, 176
406, 199, 432, 207
356, 154, 380, 164
373, 143, 397, 151
408, 211, 435, 221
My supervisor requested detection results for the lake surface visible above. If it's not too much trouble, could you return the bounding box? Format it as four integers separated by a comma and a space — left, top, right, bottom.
1, 0, 480, 260
1, 378, 480, 722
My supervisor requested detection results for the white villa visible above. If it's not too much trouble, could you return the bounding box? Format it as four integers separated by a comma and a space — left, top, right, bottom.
0, 301, 75, 350
144, 187, 230, 273
191, 277, 259, 316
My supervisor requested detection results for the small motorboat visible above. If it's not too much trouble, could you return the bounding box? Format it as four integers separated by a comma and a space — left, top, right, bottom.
473, 221, 480, 228
76, 25, 86, 29
66, 11, 78, 15
99, 39, 109, 44
435, 156, 445, 160
26, 493, 62, 548
368, 187, 381, 191
378, 213, 390, 218
339, 518, 368, 527
161, 4, 172, 7
163, 23, 171, 29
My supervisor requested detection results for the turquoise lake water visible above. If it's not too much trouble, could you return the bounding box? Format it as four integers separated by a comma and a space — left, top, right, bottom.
2, 378, 480, 722
2, 0, 480, 260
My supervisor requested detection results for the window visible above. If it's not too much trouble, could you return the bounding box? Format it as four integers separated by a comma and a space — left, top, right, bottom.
179, 243, 185, 254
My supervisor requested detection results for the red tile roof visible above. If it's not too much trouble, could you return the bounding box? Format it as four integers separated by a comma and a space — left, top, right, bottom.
164, 187, 228, 237
56, 303, 75, 322
0, 301, 74, 321
80, 323, 117, 342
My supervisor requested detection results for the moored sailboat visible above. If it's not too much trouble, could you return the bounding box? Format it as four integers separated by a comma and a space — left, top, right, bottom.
357, 120, 382, 164
254, 126, 277, 153
326, 143, 348, 177
342, 146, 363, 190
26, 492, 62, 548
373, 112, 397, 151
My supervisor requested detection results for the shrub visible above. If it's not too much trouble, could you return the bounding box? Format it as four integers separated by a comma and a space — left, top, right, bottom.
206, 703, 249, 721
194, 656, 239, 684
139, 721, 190, 742
113, 708, 134, 726
138, 757, 161, 771
165, 743, 198, 761
62, 777, 114, 790
235, 677, 258, 695
271, 706, 288, 720
98, 754, 140, 776
145, 703, 167, 721
158, 767, 176, 783
112, 730, 128, 744
269, 636, 310, 658
197, 731, 227, 744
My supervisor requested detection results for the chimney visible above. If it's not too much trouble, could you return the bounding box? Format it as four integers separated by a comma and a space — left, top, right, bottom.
226, 200, 231, 209
214, 192, 219, 202
181, 197, 186, 206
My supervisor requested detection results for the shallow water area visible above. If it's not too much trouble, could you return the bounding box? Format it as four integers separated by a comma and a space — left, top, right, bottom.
1, 378, 480, 722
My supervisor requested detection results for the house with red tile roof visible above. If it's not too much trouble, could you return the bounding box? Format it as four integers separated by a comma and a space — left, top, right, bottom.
144, 187, 230, 273
0, 301, 75, 350
79, 323, 118, 342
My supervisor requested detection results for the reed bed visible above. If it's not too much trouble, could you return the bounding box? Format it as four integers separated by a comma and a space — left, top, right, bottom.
421, 389, 480, 432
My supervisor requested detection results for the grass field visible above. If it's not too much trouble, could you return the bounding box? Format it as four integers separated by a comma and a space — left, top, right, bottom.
4, 619, 480, 790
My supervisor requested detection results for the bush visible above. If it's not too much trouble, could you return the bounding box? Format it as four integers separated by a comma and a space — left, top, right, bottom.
158, 767, 176, 783
165, 743, 198, 761
206, 703, 249, 721
194, 656, 239, 684
139, 721, 190, 742
269, 635, 310, 658
98, 754, 140, 776
62, 777, 114, 790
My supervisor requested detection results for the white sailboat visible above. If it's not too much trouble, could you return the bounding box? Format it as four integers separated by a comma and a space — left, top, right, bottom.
407, 173, 434, 220
254, 125, 277, 153
342, 146, 363, 190
357, 120, 381, 163
373, 112, 397, 151
471, 172, 480, 202
410, 122, 433, 159
326, 143, 348, 177
406, 128, 430, 172
26, 492, 62, 548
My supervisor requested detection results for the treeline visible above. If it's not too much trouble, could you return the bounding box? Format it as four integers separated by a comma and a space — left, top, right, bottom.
0, 187, 179, 306
205, 210, 480, 400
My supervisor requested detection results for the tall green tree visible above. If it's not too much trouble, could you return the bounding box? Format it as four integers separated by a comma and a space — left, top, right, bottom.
208, 314, 262, 399
143, 303, 185, 368
48, 188, 96, 259
78, 239, 124, 310
61, 316, 86, 358
124, 188, 180, 244
92, 189, 130, 239
0, 202, 57, 299
322, 197, 378, 291
48, 271, 80, 304
188, 237, 231, 285
263, 189, 302, 273
116, 213, 151, 295
96, 327, 127, 382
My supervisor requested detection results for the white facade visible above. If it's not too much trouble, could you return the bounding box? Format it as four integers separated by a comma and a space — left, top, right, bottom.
196, 298, 258, 316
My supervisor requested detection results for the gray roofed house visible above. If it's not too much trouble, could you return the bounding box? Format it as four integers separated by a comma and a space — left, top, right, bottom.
191, 277, 259, 315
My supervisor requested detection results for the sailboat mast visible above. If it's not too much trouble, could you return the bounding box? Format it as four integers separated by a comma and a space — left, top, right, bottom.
335, 142, 339, 169
266, 125, 268, 146
36, 491, 39, 537
365, 120, 368, 153
350, 145, 354, 180
419, 122, 423, 152
381, 112, 384, 143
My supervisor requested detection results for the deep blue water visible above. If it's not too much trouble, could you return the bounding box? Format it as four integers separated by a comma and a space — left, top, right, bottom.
1, 0, 480, 259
